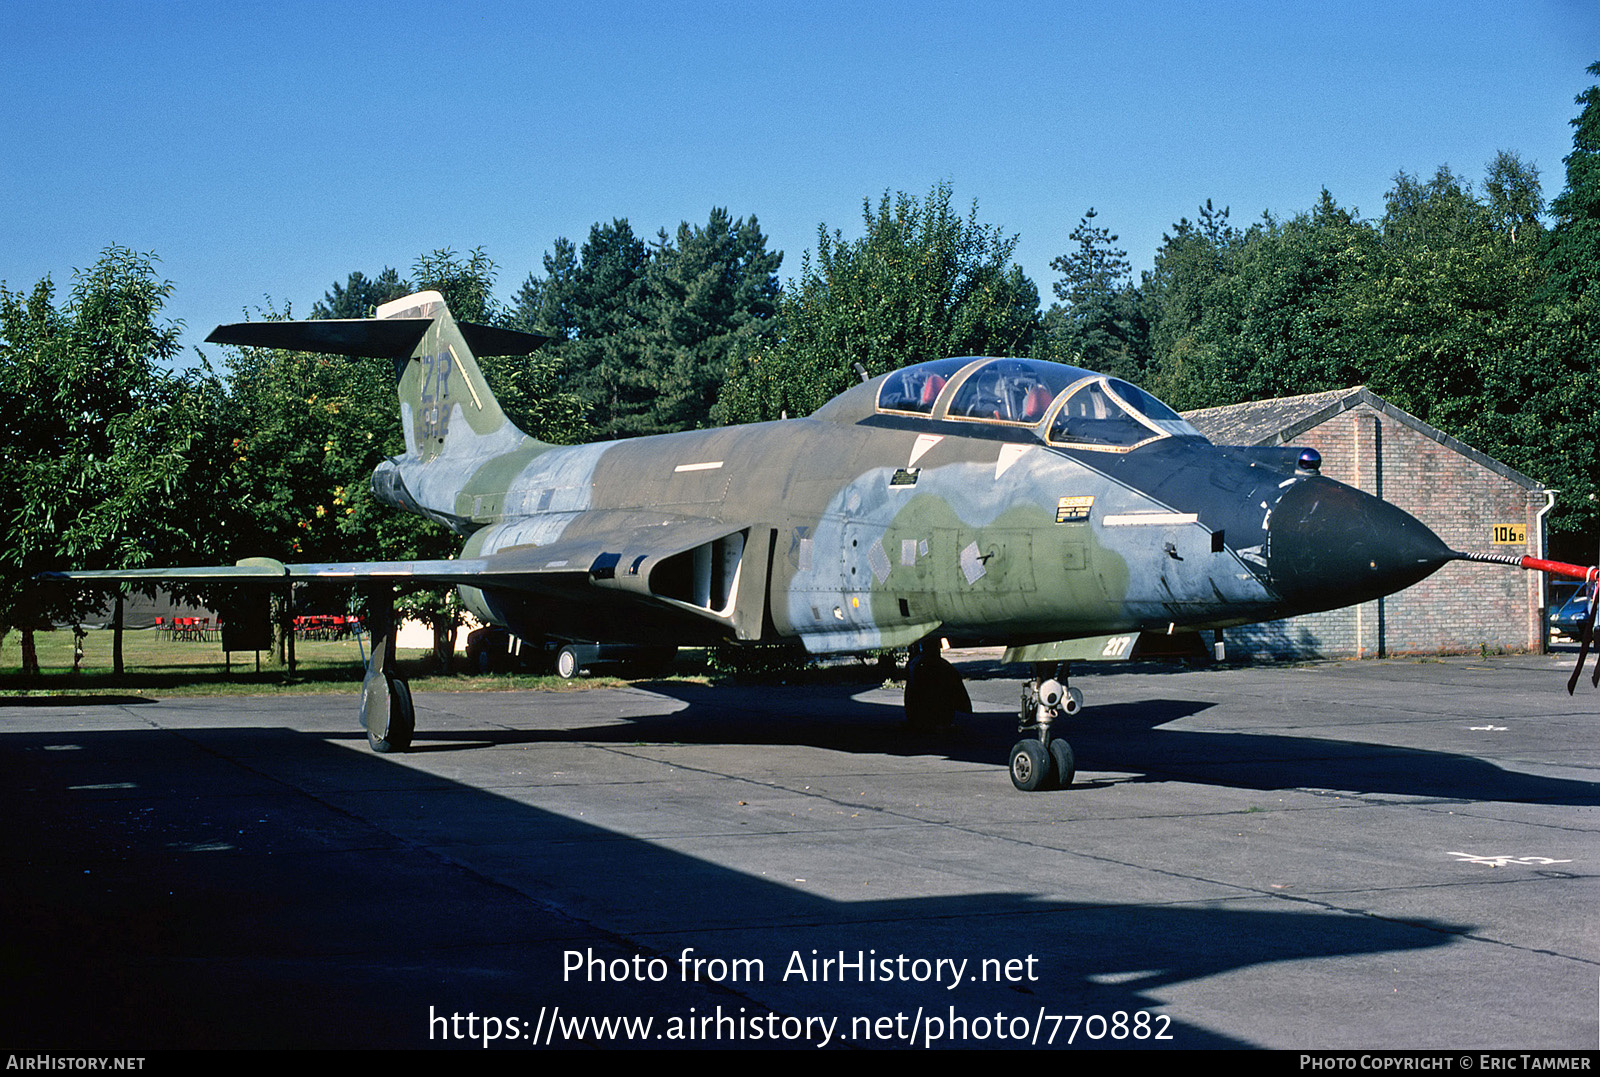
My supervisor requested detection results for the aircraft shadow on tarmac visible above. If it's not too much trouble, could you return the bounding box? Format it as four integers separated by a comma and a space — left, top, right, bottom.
403, 678, 1600, 807
0, 721, 1471, 1049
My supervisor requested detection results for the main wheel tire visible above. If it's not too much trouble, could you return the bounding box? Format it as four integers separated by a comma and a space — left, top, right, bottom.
1009, 739, 1052, 792
368, 675, 415, 753
556, 646, 580, 680
1048, 738, 1076, 789
360, 669, 388, 733
905, 654, 962, 731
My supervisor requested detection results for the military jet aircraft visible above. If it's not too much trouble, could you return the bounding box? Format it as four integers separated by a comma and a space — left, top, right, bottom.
46, 290, 1594, 790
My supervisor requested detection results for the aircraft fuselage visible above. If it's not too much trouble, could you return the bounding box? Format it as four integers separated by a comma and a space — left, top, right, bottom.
391, 364, 1447, 657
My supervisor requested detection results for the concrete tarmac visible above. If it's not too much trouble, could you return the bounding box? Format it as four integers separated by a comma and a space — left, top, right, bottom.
1, 651, 1596, 1050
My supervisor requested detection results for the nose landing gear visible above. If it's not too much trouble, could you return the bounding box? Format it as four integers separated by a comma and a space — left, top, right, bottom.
1012, 663, 1079, 791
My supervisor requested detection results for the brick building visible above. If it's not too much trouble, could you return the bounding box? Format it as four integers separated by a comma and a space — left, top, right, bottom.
1183, 387, 1554, 658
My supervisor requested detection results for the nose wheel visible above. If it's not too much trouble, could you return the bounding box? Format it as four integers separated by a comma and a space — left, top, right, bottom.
1008, 737, 1076, 791
1047, 738, 1075, 788
1009, 739, 1049, 791
1011, 663, 1079, 791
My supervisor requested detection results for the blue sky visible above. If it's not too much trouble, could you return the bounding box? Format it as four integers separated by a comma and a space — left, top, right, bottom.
3, 1, 1596, 358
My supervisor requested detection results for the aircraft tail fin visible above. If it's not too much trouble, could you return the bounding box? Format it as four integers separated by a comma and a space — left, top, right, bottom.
208, 291, 552, 464
373, 290, 525, 464
207, 291, 553, 525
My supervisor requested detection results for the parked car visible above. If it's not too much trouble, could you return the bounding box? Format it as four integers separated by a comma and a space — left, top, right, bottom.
550, 641, 676, 679
1550, 584, 1594, 641
465, 626, 675, 678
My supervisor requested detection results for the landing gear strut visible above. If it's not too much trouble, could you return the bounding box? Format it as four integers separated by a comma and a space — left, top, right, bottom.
903, 638, 971, 731
1011, 663, 1080, 791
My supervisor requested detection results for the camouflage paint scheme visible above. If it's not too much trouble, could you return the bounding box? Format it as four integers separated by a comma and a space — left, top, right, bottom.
48, 292, 1455, 773
356, 292, 1443, 662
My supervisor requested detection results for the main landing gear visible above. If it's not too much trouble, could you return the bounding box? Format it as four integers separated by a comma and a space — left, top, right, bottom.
902, 638, 972, 731
902, 644, 1080, 792
1010, 663, 1081, 792
358, 582, 414, 753
361, 668, 414, 752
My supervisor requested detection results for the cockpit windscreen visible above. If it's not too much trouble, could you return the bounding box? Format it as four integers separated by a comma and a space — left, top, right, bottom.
1047, 377, 1201, 448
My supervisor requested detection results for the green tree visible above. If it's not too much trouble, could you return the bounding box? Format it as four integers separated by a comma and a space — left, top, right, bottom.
513, 237, 582, 339
476, 349, 592, 447
1484, 151, 1546, 244
1521, 62, 1600, 537
311, 268, 407, 319
0, 248, 202, 672
1130, 61, 1597, 539
1043, 208, 1146, 379
1545, 62, 1600, 301
1229, 191, 1378, 403
412, 246, 502, 324
1136, 201, 1248, 406
1361, 167, 1532, 432
212, 339, 396, 564
627, 209, 782, 434
1134, 159, 1586, 538
1140, 192, 1378, 410
518, 214, 783, 438
527, 221, 651, 439
716, 183, 1039, 424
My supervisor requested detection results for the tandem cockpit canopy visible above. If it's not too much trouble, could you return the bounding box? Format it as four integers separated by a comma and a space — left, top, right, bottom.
875, 357, 1204, 452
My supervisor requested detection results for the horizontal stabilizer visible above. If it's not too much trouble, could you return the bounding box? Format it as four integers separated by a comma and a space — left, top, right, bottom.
205, 318, 552, 359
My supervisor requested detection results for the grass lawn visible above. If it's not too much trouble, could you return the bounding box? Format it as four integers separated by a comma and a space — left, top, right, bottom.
0, 626, 633, 698
0, 625, 896, 701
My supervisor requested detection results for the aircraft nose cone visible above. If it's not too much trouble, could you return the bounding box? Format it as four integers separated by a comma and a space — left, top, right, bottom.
1267, 477, 1452, 613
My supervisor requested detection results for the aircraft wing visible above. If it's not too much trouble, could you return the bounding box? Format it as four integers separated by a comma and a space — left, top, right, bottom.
39, 511, 764, 639
39, 559, 503, 586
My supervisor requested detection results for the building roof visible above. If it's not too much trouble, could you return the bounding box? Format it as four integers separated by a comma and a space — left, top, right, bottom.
1182, 385, 1541, 489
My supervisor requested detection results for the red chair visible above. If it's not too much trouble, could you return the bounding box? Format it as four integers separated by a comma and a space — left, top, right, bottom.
1022, 385, 1052, 423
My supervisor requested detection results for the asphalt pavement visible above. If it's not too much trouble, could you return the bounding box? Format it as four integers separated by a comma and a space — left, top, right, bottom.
1, 650, 1595, 1050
